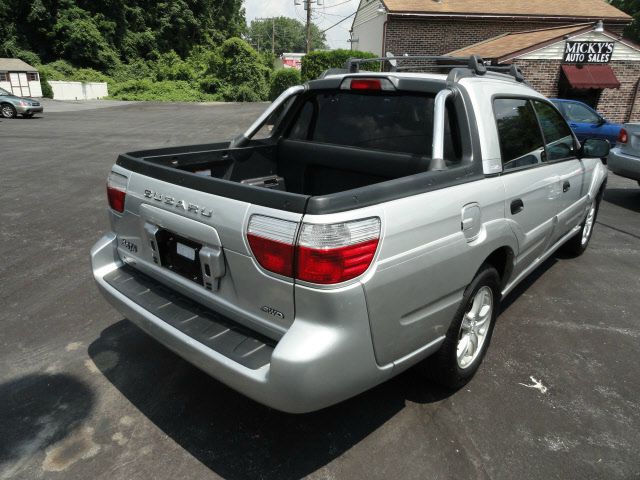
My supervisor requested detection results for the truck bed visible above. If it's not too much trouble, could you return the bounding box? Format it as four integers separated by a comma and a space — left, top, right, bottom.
117, 138, 478, 215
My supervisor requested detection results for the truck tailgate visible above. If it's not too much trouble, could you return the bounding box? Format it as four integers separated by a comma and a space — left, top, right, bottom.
112, 170, 304, 340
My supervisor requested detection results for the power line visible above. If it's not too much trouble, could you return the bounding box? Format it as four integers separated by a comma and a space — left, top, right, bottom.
321, 0, 356, 9
319, 10, 356, 33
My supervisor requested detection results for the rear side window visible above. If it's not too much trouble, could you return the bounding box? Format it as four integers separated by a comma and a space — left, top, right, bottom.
532, 100, 576, 161
494, 98, 544, 170
287, 92, 461, 160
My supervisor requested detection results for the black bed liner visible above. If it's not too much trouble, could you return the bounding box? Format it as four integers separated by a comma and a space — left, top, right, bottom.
117, 146, 482, 215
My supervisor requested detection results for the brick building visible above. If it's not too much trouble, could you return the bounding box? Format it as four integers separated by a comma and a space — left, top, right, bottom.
351, 0, 640, 122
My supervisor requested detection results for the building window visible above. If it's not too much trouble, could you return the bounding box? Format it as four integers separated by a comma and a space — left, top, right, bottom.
28, 72, 39, 81
0, 73, 7, 81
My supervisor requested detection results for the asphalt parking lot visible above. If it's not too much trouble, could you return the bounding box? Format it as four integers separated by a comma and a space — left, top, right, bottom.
1, 102, 639, 480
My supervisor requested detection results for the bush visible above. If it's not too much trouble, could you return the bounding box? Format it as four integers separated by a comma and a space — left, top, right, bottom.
269, 68, 301, 100
110, 59, 154, 83
220, 84, 262, 102
40, 60, 78, 79
152, 50, 196, 82
300, 49, 378, 82
109, 80, 218, 102
39, 71, 53, 98
73, 68, 111, 83
218, 37, 269, 100
199, 75, 223, 94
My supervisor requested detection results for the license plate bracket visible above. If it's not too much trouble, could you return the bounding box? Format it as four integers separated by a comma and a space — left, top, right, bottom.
156, 229, 203, 284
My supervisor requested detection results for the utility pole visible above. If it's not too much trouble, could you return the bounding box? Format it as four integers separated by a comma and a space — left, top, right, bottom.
306, 0, 312, 53
296, 0, 320, 53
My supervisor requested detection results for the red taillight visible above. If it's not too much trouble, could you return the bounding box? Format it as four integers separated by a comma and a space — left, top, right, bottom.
247, 216, 298, 277
247, 215, 381, 285
247, 234, 294, 277
107, 171, 128, 213
350, 79, 382, 91
617, 128, 628, 144
296, 239, 379, 284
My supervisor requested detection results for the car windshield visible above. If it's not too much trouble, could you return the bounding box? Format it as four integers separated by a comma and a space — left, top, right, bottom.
0, 87, 9, 95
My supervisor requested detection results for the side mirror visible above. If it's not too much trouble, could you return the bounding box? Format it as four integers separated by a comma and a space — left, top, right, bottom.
597, 116, 607, 126
580, 138, 610, 158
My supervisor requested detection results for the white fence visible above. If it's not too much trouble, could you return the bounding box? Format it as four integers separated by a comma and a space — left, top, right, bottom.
48, 81, 108, 100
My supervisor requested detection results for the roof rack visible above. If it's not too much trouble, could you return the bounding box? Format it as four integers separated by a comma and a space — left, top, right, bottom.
343, 54, 525, 83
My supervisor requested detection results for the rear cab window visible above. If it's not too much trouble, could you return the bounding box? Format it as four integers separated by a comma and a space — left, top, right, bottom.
286, 90, 463, 164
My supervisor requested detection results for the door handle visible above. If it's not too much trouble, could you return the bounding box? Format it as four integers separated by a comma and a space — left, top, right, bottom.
511, 199, 524, 215
563, 181, 571, 193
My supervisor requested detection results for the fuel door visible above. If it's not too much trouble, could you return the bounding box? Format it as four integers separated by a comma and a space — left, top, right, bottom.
461, 202, 481, 242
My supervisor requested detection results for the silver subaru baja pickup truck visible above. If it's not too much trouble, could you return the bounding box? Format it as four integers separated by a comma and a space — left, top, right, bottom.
91, 55, 609, 413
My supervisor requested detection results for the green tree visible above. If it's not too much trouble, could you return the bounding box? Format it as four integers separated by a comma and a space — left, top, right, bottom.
301, 49, 378, 82
52, 6, 120, 71
246, 17, 327, 54
610, 0, 640, 43
218, 37, 270, 101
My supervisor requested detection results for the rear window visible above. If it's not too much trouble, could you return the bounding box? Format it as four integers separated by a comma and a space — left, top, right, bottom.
287, 91, 460, 159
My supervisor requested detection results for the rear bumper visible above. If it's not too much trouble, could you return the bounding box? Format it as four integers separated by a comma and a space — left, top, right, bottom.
91, 233, 396, 413
608, 147, 640, 181
15, 105, 43, 114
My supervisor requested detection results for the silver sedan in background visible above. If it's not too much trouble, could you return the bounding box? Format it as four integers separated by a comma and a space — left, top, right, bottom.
609, 123, 640, 185
0, 87, 43, 118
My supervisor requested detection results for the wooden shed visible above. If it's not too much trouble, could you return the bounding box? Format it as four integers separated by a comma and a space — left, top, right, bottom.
0, 58, 42, 97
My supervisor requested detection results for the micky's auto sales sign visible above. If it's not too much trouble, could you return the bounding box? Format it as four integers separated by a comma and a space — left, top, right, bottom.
563, 41, 615, 64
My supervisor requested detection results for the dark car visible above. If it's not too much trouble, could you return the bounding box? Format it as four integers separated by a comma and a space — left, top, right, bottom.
551, 98, 621, 145
0, 87, 43, 118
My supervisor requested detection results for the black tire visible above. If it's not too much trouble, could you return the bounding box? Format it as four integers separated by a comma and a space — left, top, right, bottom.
1, 103, 17, 119
424, 265, 501, 389
560, 195, 601, 257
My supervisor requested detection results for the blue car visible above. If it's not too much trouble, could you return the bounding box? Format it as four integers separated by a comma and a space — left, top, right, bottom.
550, 98, 622, 145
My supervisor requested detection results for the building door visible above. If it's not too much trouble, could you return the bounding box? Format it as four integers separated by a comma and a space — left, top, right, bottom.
558, 73, 602, 108
9, 72, 31, 97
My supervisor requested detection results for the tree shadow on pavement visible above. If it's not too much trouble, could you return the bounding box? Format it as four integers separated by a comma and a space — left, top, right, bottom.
88, 321, 453, 480
0, 373, 94, 465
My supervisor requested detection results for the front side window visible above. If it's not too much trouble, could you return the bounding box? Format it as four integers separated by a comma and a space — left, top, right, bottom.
494, 98, 545, 170
562, 102, 600, 124
532, 100, 576, 161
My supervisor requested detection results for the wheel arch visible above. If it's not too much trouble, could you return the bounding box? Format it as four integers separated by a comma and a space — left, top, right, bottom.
479, 246, 515, 292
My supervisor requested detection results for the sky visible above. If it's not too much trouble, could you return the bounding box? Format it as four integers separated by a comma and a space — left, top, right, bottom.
243, 0, 359, 50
